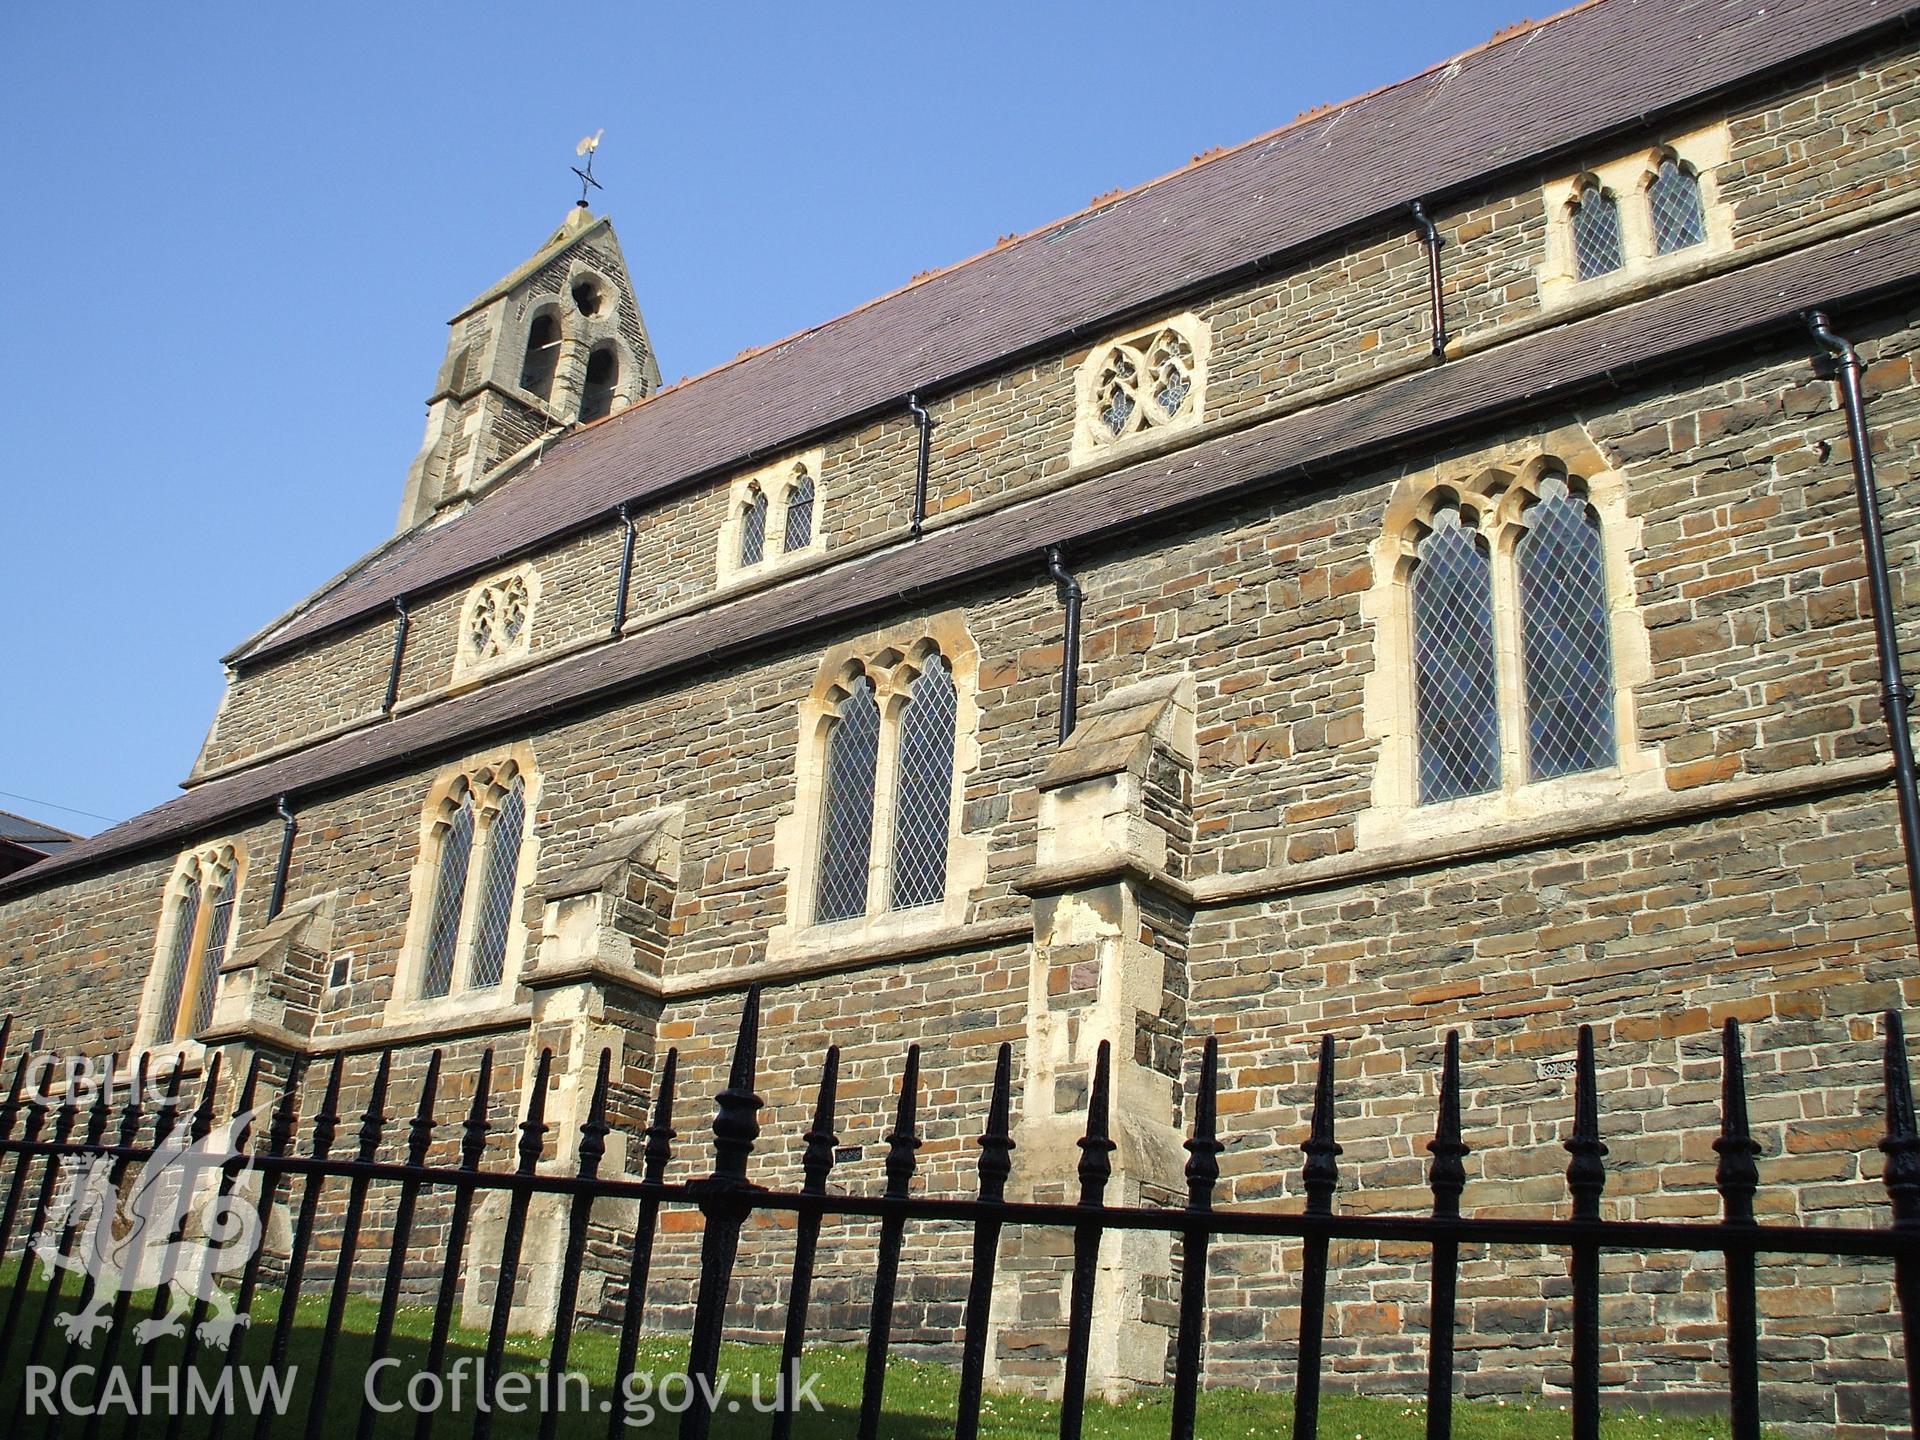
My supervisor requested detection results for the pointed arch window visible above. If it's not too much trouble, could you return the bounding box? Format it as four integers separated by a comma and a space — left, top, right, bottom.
1410, 509, 1502, 803
580, 346, 618, 422
148, 845, 244, 1046
521, 312, 561, 402
420, 789, 475, 999
1517, 479, 1617, 780
814, 674, 880, 923
408, 759, 536, 1005
889, 656, 958, 910
740, 485, 769, 568
1570, 184, 1624, 280
1647, 157, 1707, 255
783, 468, 816, 553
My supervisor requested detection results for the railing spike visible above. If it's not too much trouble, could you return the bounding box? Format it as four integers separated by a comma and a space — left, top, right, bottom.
1565, 1024, 1608, 1218
578, 1048, 614, 1179
1884, 1011, 1920, 1223
1301, 1032, 1341, 1214
800, 1046, 842, 1197
980, 1041, 1016, 1200
883, 1043, 924, 1199
355, 1047, 394, 1161
406, 1050, 444, 1166
710, 986, 764, 1185
1428, 1030, 1468, 1219
1715, 1018, 1760, 1224
642, 1047, 678, 1184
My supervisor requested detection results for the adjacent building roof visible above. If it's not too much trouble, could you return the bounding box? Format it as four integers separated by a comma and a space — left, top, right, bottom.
16, 211, 1920, 897
0, 809, 85, 879
235, 0, 1914, 665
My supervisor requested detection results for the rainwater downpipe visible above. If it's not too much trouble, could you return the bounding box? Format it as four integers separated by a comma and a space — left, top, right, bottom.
908, 394, 934, 540
611, 502, 637, 637
381, 597, 410, 717
268, 795, 297, 919
1045, 547, 1083, 744
1807, 310, 1920, 952
1410, 200, 1448, 359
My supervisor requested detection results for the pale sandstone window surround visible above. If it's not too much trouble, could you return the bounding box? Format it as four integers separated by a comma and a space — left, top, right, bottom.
1071, 313, 1211, 466
453, 563, 541, 683
137, 842, 248, 1059
388, 746, 542, 1026
1360, 426, 1661, 850
716, 449, 828, 587
1540, 120, 1732, 308
770, 612, 986, 957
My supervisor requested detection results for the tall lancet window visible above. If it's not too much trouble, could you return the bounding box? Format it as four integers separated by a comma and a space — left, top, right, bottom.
889, 655, 958, 910
1517, 478, 1617, 780
420, 788, 477, 999
814, 674, 881, 923
1570, 184, 1624, 280
783, 467, 816, 553
1410, 507, 1502, 803
148, 845, 244, 1046
740, 484, 769, 568
408, 758, 538, 1006
1647, 157, 1707, 255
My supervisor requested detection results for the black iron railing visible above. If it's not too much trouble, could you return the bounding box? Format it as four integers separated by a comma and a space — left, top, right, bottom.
0, 996, 1914, 1438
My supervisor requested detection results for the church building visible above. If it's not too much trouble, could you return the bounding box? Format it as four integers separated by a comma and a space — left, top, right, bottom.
4, 0, 1919, 1422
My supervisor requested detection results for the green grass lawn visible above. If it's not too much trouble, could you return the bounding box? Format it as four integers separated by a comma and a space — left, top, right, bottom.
0, 1262, 1745, 1438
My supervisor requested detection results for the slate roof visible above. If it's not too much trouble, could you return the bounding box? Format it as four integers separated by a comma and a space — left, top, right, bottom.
235, 0, 1916, 665
14, 211, 1919, 897
0, 810, 83, 859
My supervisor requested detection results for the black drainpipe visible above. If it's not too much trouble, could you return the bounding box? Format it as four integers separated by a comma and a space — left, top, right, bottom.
381, 597, 410, 716
1807, 310, 1920, 952
1409, 201, 1448, 360
611, 502, 637, 637
268, 794, 297, 919
1045, 547, 1083, 744
908, 394, 934, 540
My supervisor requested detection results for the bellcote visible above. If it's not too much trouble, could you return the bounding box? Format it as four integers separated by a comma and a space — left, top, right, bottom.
397, 208, 662, 533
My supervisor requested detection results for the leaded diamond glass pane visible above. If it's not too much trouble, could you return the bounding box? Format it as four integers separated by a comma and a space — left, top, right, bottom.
1411, 512, 1502, 803
469, 778, 526, 989
153, 878, 200, 1041
1518, 484, 1617, 781
784, 474, 815, 552
1572, 190, 1624, 280
741, 490, 768, 567
421, 796, 475, 998
815, 676, 880, 923
1648, 159, 1706, 254
890, 657, 957, 911
189, 871, 236, 1036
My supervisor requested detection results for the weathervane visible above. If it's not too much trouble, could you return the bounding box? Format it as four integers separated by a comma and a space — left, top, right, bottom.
572, 130, 605, 209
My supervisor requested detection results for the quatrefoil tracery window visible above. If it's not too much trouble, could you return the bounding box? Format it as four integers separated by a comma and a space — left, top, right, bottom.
456, 567, 539, 678
1074, 315, 1209, 462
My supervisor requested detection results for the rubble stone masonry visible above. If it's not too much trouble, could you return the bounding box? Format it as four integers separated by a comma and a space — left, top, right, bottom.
4, 24, 1920, 1438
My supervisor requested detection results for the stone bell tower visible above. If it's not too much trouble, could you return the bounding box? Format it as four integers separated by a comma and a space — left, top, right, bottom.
396, 206, 662, 533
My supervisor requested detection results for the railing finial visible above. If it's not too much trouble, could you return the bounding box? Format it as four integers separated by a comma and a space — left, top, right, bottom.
1883, 1011, 1920, 1225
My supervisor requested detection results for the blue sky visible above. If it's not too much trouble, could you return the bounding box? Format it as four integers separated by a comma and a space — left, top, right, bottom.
2, 1, 1531, 834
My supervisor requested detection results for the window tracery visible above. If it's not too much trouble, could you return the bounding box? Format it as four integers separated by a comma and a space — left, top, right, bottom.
144, 843, 245, 1048
1073, 314, 1209, 462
